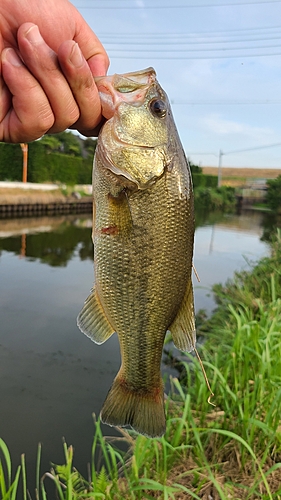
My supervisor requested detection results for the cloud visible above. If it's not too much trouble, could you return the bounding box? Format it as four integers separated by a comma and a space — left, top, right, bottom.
201, 113, 276, 142
135, 0, 147, 19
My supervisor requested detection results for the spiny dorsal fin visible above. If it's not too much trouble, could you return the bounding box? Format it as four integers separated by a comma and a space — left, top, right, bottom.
77, 287, 115, 345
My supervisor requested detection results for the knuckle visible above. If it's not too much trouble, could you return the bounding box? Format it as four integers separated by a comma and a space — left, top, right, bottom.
47, 109, 80, 134
64, 102, 80, 127
37, 108, 55, 133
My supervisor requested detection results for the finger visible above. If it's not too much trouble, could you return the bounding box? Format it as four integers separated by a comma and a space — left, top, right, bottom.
0, 36, 12, 122
57, 40, 103, 136
0, 73, 11, 123
17, 23, 80, 133
0, 48, 54, 142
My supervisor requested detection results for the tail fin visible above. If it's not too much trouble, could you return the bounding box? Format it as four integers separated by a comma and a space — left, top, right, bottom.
100, 372, 166, 438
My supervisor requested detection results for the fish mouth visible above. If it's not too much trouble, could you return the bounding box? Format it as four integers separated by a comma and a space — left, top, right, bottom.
94, 67, 156, 86
94, 68, 157, 120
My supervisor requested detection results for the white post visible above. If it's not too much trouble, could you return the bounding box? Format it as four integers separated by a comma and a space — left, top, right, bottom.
218, 149, 223, 188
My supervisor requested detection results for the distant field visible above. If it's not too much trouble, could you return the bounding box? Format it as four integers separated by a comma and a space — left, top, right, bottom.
202, 167, 281, 179
202, 167, 281, 187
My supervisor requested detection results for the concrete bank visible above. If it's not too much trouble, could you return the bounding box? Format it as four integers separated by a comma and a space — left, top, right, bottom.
0, 182, 92, 217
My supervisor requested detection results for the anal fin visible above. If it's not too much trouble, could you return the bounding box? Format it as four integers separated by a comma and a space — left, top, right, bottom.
77, 287, 114, 344
168, 279, 196, 352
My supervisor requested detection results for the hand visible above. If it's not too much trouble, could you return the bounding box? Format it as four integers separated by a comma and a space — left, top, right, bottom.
0, 0, 109, 143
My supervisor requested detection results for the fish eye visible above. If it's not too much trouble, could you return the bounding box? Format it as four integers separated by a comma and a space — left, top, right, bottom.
149, 99, 167, 118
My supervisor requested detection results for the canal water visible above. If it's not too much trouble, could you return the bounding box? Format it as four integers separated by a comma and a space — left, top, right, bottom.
0, 209, 274, 495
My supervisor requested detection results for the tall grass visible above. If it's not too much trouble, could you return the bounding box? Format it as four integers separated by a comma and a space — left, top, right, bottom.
0, 439, 21, 500
1, 232, 281, 499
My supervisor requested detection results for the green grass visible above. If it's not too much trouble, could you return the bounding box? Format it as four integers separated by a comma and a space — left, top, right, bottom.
1, 232, 281, 499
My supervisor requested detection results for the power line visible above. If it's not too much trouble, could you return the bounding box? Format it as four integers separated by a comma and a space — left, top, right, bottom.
98, 26, 281, 47
79, 0, 278, 1
102, 35, 281, 45
223, 142, 281, 155
216, 142, 281, 184
77, 0, 281, 8
105, 43, 281, 52
108, 50, 281, 59
171, 100, 281, 105
98, 25, 281, 37
184, 143, 281, 156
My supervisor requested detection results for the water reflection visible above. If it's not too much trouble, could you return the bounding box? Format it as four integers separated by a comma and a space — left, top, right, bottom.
0, 215, 94, 265
0, 210, 276, 262
0, 209, 277, 496
0, 215, 119, 497
193, 210, 273, 313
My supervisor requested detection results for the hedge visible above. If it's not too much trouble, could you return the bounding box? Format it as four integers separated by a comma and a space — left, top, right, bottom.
0, 143, 23, 181
0, 142, 218, 188
192, 173, 218, 188
0, 142, 93, 184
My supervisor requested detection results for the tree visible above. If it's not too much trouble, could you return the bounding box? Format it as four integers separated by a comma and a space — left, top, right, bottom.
188, 158, 202, 174
266, 175, 281, 211
38, 131, 82, 156
57, 131, 82, 156
83, 137, 97, 157
39, 135, 62, 153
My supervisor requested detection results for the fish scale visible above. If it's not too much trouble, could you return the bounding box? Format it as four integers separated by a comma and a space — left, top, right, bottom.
77, 67, 195, 437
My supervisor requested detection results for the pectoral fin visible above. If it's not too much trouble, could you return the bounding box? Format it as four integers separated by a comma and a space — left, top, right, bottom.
77, 287, 115, 344
107, 190, 133, 237
168, 280, 196, 352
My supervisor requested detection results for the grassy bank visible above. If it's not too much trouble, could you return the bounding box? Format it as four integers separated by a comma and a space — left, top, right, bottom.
1, 233, 281, 499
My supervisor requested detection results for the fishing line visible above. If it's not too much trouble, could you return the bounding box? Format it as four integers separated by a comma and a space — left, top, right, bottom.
192, 263, 201, 282
194, 347, 216, 407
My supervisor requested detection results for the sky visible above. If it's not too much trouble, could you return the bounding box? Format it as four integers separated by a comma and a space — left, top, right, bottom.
72, 0, 281, 170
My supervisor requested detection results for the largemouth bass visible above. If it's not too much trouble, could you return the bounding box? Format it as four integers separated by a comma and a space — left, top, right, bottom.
77, 67, 196, 438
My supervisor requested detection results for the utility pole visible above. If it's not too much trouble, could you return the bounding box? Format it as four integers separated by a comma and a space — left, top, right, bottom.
218, 149, 223, 188
20, 143, 28, 183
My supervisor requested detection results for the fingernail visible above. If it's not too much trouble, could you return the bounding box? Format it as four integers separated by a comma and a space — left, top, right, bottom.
25, 25, 43, 44
69, 42, 84, 68
4, 48, 22, 67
